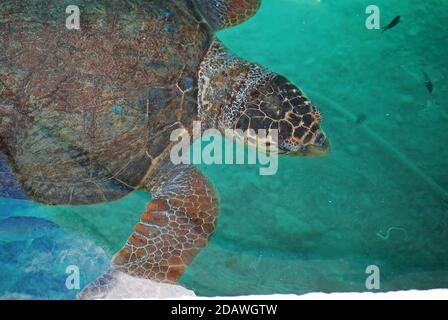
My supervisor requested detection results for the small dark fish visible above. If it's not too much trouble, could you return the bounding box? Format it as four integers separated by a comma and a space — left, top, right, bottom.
382, 16, 401, 33
422, 71, 433, 93
355, 113, 368, 125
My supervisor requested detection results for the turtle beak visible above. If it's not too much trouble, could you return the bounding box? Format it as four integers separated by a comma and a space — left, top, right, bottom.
299, 138, 331, 157
287, 133, 331, 157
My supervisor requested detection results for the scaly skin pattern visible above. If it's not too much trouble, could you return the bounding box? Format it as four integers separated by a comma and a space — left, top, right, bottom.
79, 156, 218, 299
0, 0, 212, 204
113, 159, 218, 282
198, 40, 327, 153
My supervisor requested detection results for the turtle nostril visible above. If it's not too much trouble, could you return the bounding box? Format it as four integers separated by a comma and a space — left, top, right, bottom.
315, 132, 326, 146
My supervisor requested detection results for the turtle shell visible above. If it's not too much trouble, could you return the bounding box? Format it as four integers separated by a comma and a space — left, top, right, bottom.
0, 0, 213, 204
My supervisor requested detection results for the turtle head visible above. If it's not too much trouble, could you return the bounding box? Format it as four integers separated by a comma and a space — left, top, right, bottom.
233, 74, 330, 157
198, 41, 330, 157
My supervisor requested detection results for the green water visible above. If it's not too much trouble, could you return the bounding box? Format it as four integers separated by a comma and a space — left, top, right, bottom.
180, 0, 448, 295
1, 0, 447, 298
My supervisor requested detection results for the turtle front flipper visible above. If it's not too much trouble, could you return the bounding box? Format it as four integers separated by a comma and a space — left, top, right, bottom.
194, 0, 261, 29
79, 160, 218, 299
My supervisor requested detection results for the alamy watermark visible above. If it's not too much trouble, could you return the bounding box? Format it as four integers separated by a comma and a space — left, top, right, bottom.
365, 5, 381, 30
365, 265, 381, 290
65, 265, 80, 290
65, 5, 80, 30
63, 4, 386, 32
170, 121, 279, 176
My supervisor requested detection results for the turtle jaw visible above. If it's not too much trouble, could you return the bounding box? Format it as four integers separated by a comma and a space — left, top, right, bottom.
288, 137, 331, 157
245, 134, 331, 157
280, 133, 331, 157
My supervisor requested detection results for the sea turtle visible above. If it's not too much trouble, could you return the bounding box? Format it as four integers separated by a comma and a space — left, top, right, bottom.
0, 0, 330, 298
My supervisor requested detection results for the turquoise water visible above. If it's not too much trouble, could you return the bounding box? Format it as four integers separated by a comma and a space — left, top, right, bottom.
184, 0, 448, 296
1, 0, 448, 298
